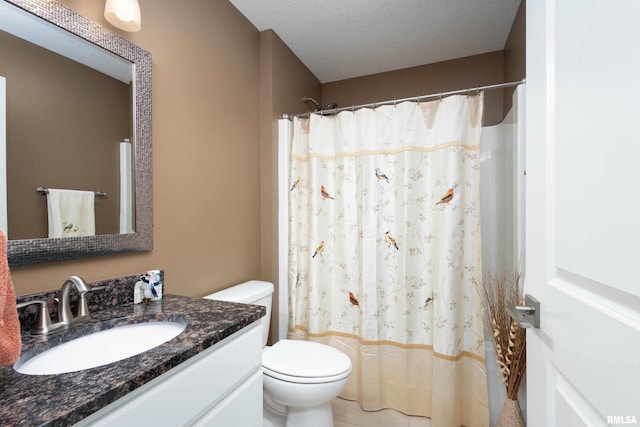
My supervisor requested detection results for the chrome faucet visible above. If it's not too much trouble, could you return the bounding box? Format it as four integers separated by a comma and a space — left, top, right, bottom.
15, 276, 105, 335
58, 276, 104, 325
15, 300, 65, 335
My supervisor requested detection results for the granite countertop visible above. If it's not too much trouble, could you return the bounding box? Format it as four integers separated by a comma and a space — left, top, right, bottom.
0, 287, 265, 426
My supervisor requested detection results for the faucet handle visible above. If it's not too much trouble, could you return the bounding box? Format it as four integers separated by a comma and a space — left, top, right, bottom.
76, 286, 106, 319
16, 300, 55, 335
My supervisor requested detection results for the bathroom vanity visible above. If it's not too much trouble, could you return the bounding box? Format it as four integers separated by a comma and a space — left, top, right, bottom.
0, 285, 265, 426
76, 320, 263, 426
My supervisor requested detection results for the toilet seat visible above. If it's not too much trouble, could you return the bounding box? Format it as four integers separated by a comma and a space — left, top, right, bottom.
262, 365, 351, 384
262, 340, 351, 385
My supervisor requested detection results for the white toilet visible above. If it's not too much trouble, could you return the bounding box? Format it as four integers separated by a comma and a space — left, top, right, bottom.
205, 280, 352, 427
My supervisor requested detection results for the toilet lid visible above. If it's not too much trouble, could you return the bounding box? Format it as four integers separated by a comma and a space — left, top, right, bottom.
262, 340, 351, 379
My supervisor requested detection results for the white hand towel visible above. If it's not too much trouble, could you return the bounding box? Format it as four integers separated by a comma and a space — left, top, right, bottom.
46, 189, 95, 238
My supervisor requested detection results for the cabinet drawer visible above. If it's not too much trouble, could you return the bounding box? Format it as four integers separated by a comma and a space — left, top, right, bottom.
76, 322, 261, 426
193, 370, 263, 427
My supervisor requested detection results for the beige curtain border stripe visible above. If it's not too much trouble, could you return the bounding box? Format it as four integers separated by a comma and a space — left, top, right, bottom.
291, 141, 480, 162
290, 326, 485, 363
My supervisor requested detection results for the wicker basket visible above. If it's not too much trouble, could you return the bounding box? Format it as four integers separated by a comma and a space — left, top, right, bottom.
497, 398, 525, 427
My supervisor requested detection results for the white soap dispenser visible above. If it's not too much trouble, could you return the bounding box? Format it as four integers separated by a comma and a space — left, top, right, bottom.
133, 279, 144, 304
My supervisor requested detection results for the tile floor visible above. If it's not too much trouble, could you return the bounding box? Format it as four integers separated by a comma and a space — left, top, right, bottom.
332, 398, 432, 427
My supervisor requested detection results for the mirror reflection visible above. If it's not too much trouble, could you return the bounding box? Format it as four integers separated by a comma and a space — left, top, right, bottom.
1, 0, 153, 266
0, 0, 136, 240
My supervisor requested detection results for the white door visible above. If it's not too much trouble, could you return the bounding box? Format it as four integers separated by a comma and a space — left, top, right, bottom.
525, 1, 640, 426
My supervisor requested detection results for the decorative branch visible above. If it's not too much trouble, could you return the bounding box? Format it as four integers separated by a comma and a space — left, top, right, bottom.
479, 269, 527, 400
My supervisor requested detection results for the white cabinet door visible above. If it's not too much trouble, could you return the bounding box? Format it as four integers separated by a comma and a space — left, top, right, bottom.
193, 371, 263, 427
526, 1, 640, 425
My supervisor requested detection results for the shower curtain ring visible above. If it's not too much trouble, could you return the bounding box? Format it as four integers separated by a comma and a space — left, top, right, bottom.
352, 105, 356, 112
476, 85, 480, 96
439, 92, 442, 102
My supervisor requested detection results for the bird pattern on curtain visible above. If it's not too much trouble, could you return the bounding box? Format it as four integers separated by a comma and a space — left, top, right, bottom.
288, 95, 488, 426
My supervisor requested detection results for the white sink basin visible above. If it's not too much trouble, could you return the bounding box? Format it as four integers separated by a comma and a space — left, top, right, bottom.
15, 321, 187, 375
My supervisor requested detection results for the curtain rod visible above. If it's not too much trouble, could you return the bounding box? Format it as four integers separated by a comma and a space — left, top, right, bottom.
282, 79, 525, 120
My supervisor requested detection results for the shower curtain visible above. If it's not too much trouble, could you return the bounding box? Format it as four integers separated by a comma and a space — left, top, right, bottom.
288, 94, 488, 426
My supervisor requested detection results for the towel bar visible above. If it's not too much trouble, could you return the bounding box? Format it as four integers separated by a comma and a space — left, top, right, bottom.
37, 187, 107, 197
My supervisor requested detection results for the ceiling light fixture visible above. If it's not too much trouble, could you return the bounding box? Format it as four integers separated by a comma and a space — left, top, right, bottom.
104, 0, 141, 32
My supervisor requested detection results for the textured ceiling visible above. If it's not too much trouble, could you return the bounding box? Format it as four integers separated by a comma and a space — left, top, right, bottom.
228, 0, 521, 83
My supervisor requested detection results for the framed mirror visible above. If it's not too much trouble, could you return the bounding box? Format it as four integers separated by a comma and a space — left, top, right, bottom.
1, 0, 152, 266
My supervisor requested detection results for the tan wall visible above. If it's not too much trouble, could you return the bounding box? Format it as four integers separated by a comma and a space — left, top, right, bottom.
10, 0, 263, 298
503, 0, 526, 115
1, 30, 127, 239
321, 51, 506, 126
259, 30, 320, 342
320, 2, 525, 125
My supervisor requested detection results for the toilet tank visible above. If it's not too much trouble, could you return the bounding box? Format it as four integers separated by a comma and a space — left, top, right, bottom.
204, 280, 274, 347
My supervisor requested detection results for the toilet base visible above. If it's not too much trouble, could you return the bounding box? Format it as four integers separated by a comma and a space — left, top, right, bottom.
263, 408, 286, 427
263, 400, 334, 427
287, 402, 333, 427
